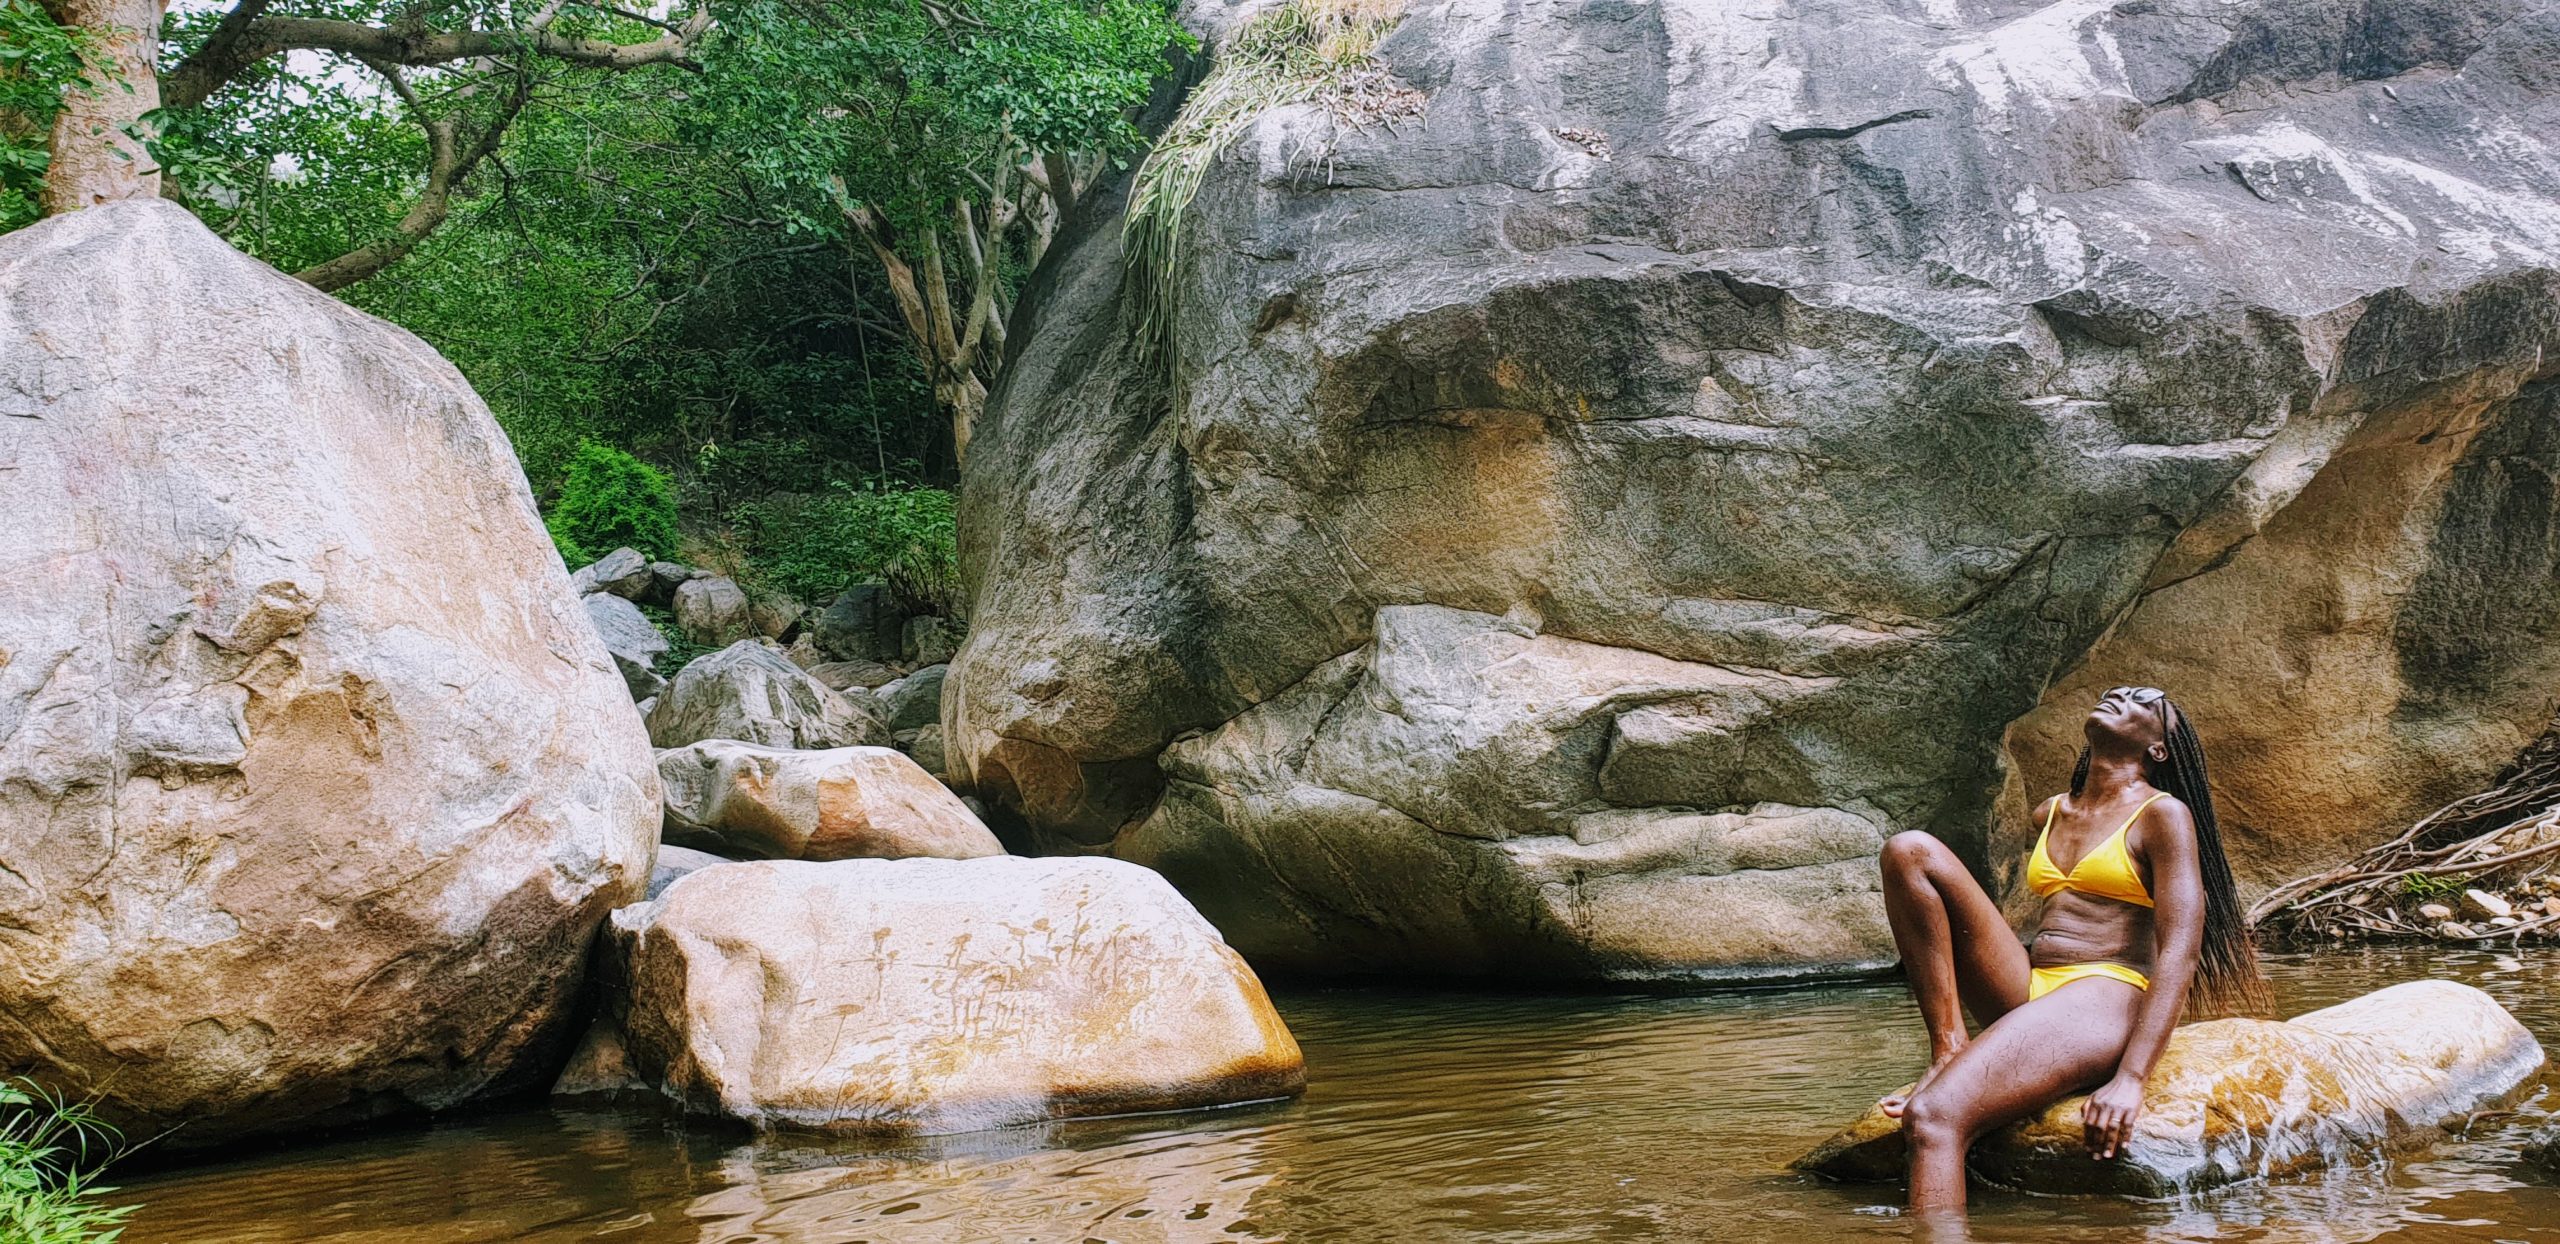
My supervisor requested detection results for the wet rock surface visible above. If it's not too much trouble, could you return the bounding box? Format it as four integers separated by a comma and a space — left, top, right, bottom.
1795, 980, 2546, 1195
0, 200, 660, 1144
606, 857, 1306, 1135
952, 0, 2560, 979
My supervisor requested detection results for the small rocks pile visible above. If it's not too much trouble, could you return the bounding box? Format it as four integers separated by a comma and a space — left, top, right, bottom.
2405, 878, 2560, 941
565, 548, 962, 779
551, 549, 1301, 1138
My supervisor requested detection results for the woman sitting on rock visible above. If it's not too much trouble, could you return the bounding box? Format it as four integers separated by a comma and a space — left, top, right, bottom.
1874, 685, 2272, 1216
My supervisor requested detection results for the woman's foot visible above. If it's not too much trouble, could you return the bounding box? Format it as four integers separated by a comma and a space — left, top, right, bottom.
1880, 1046, 1963, 1118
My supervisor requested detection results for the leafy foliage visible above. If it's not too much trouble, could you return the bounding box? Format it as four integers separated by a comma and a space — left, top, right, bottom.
700, 0, 1178, 240
545, 441, 678, 565
0, 0, 108, 230
0, 1078, 135, 1244
735, 483, 961, 618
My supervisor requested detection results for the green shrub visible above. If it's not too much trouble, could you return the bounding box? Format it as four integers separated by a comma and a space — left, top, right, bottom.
544, 442, 679, 567
736, 483, 961, 618
0, 1078, 135, 1244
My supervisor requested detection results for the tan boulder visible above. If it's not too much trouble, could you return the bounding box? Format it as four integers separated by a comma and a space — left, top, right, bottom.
0, 201, 659, 1145
672, 576, 753, 647
1795, 980, 2544, 1196
656, 741, 1001, 861
611, 857, 1305, 1134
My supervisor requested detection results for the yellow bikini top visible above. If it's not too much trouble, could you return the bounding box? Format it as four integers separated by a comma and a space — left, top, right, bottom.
2025, 792, 2162, 908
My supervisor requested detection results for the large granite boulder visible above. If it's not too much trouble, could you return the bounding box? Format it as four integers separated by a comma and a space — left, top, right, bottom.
0, 200, 660, 1144
1796, 980, 2544, 1195
656, 740, 1003, 861
607, 857, 1306, 1134
949, 0, 2560, 979
647, 641, 890, 750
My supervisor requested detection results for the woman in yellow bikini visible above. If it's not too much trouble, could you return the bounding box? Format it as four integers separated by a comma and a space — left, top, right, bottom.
1872, 685, 2272, 1216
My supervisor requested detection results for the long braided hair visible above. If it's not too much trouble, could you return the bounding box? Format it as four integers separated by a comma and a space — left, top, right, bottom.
2069, 694, 2274, 1019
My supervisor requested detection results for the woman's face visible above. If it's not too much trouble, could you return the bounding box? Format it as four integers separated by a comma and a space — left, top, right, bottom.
2085, 685, 2167, 746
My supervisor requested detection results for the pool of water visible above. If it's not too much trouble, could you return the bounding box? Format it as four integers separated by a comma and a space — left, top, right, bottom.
119, 944, 2560, 1242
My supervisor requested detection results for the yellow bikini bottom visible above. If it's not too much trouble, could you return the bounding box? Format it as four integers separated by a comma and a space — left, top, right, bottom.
2028, 961, 2151, 1000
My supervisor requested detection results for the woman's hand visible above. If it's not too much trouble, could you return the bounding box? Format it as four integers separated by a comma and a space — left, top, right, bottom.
2082, 1073, 2145, 1159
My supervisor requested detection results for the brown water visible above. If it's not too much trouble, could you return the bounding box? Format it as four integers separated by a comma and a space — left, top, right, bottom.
121, 945, 2560, 1243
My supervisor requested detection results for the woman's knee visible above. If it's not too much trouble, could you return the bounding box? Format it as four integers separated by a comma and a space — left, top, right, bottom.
1900, 1091, 1969, 1150
1881, 830, 1945, 877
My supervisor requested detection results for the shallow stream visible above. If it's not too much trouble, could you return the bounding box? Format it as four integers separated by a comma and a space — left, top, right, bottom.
123, 944, 2560, 1242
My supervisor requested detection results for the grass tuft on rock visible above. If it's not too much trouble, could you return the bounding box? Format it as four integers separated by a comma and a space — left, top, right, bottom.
0, 1078, 136, 1244
1123, 0, 1421, 378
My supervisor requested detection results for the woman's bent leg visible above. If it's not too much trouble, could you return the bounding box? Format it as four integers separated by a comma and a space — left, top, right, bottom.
1900, 977, 2143, 1215
1877, 831, 2031, 1115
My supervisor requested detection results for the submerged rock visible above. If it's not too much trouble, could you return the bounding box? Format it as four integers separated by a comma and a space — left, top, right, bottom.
647, 641, 890, 750
1795, 981, 2544, 1196
952, 0, 2560, 979
0, 200, 659, 1145
656, 740, 1002, 861
609, 857, 1305, 1134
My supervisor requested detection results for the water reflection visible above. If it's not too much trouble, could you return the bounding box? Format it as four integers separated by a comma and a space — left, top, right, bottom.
124, 945, 2560, 1243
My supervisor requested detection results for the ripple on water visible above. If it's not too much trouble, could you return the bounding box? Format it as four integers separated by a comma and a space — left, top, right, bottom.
121, 945, 2560, 1243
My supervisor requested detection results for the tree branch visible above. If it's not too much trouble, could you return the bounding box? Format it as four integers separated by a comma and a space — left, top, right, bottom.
293, 58, 531, 291
164, 4, 708, 109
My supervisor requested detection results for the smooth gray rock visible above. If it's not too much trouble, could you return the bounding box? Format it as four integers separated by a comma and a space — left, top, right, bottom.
809, 659, 903, 691
0, 200, 659, 1143
583, 593, 671, 701
814, 583, 904, 663
902, 615, 962, 666
951, 0, 2560, 981
647, 641, 890, 750
898, 724, 948, 779
645, 560, 697, 607
570, 547, 653, 600
648, 844, 730, 899
874, 664, 949, 733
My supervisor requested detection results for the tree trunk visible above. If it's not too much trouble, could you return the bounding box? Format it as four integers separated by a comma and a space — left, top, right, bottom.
41, 0, 166, 214
940, 370, 987, 463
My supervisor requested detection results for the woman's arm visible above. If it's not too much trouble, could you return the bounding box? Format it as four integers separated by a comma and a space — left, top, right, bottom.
2081, 799, 2203, 1159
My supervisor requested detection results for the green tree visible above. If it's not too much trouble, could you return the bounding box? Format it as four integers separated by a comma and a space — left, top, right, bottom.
0, 0, 106, 229
699, 0, 1184, 458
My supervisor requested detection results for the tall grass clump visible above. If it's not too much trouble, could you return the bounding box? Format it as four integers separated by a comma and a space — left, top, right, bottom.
1123, 0, 1419, 375
1, 1079, 136, 1243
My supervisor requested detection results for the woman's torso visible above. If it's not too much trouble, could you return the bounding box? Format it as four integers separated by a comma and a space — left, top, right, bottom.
2027, 791, 2160, 972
